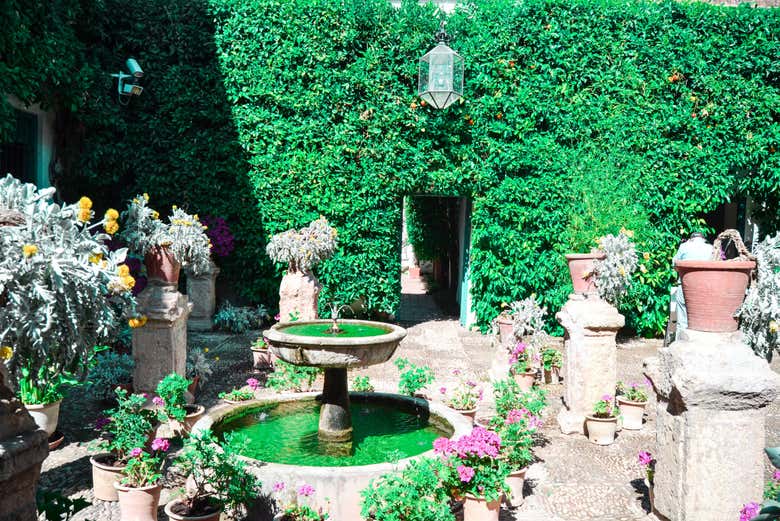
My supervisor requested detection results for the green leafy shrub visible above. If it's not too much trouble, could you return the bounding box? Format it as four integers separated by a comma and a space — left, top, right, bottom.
351, 376, 375, 393
86, 350, 135, 402
493, 378, 547, 417
266, 360, 320, 392
541, 348, 562, 372
213, 301, 269, 334
155, 373, 192, 422
394, 358, 434, 396
92, 388, 157, 463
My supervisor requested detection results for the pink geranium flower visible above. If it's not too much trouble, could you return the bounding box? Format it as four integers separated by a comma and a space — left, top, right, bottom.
298, 484, 315, 497
246, 378, 260, 391
638, 451, 653, 467
457, 465, 475, 483
151, 438, 170, 452
152, 396, 165, 407
129, 447, 143, 458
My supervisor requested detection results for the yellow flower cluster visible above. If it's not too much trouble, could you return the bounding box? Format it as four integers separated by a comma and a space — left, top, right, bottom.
151, 210, 159, 220
78, 196, 93, 223
104, 208, 120, 235
770, 321, 778, 334
89, 252, 103, 264
22, 244, 38, 258
619, 227, 634, 238
117, 265, 135, 290
128, 315, 148, 328
0, 346, 13, 360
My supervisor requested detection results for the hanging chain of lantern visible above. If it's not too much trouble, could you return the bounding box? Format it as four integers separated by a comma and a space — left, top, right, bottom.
417, 21, 464, 110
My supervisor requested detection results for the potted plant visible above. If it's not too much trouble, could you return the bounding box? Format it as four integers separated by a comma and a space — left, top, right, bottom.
638, 450, 656, 511
440, 371, 482, 424
585, 395, 620, 445
493, 378, 548, 419
394, 358, 435, 398
541, 348, 563, 384
434, 427, 508, 521
360, 457, 456, 521
272, 482, 329, 520
114, 440, 169, 521
90, 388, 157, 501
266, 217, 338, 322
0, 177, 136, 441
186, 347, 213, 397
737, 232, 780, 359
250, 337, 273, 370
154, 373, 204, 435
86, 349, 135, 403
266, 361, 321, 393
219, 378, 261, 404
493, 303, 515, 346
509, 342, 536, 393
496, 408, 542, 507
165, 429, 263, 521
351, 375, 375, 393
616, 381, 649, 430
121, 194, 211, 284
592, 231, 639, 306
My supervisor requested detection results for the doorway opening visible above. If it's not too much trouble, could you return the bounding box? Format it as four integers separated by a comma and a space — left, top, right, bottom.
399, 195, 473, 327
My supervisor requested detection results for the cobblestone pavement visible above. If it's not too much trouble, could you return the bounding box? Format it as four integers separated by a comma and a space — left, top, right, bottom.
40, 282, 780, 520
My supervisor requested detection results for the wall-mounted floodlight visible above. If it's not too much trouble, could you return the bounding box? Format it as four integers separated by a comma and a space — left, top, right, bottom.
112, 58, 144, 104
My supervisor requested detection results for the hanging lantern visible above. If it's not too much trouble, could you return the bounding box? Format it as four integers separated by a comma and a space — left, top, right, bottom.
417, 22, 464, 110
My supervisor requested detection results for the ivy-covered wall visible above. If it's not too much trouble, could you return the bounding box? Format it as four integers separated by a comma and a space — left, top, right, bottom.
5, 0, 780, 335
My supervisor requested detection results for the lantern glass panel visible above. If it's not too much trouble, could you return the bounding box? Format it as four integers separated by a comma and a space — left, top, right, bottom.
417, 42, 464, 109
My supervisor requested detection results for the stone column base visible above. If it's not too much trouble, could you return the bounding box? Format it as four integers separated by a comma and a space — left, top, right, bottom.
0, 429, 48, 521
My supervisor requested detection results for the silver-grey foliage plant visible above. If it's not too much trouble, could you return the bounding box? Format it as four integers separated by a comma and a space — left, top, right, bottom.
266, 217, 338, 273
0, 175, 136, 390
738, 233, 780, 361
593, 231, 638, 306
510, 295, 550, 353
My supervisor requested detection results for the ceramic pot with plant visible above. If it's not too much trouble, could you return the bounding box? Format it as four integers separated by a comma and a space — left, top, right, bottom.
120, 193, 212, 285
585, 395, 619, 445
440, 371, 482, 424
90, 388, 157, 501
114, 441, 169, 521
250, 337, 273, 370
434, 427, 508, 521
616, 381, 649, 430
154, 373, 203, 436
509, 342, 536, 392
186, 347, 213, 398
271, 482, 329, 521
498, 408, 541, 507
393, 358, 434, 398
494, 310, 514, 346
165, 429, 263, 521
541, 348, 563, 384
266, 217, 338, 322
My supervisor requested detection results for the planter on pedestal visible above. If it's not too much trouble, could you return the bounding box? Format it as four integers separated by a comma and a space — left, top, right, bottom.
565, 252, 605, 294
279, 270, 320, 322
674, 260, 755, 332
114, 482, 162, 521
617, 397, 646, 430
145, 245, 180, 284
186, 260, 219, 331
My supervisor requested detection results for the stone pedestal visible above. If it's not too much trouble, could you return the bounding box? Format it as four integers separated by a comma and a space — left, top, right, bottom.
186, 261, 219, 331
279, 270, 320, 322
133, 281, 192, 394
0, 364, 48, 521
644, 330, 779, 521
556, 294, 624, 434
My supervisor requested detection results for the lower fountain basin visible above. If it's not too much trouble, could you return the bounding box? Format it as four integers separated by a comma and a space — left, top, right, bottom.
193, 392, 471, 520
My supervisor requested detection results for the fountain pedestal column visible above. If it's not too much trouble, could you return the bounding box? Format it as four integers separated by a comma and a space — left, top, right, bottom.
319, 368, 352, 443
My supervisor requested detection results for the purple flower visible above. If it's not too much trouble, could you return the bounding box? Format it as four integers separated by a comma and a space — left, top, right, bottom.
94, 417, 111, 431
439, 386, 447, 395
152, 396, 165, 407
774, 470, 780, 481
456, 465, 475, 483
273, 481, 286, 492
298, 484, 315, 497
201, 215, 235, 258
466, 380, 477, 388
513, 342, 526, 354
274, 313, 281, 322
151, 438, 170, 452
141, 393, 149, 399
740, 502, 761, 521
506, 409, 526, 425
452, 369, 461, 376
129, 448, 143, 458
433, 437, 452, 455
246, 378, 260, 391
644, 377, 653, 388
638, 451, 653, 467
601, 394, 613, 402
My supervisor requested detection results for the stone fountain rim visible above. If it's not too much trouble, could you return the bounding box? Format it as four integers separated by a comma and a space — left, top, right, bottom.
263, 319, 407, 347
191, 391, 471, 474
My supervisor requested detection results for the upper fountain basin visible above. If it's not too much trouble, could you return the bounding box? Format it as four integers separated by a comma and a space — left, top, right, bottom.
263, 319, 407, 369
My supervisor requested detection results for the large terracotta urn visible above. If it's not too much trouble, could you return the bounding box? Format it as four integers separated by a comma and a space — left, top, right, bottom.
565, 252, 605, 294
145, 245, 180, 284
278, 269, 320, 322
675, 260, 755, 332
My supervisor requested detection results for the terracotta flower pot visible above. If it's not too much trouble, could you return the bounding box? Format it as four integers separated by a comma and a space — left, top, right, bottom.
115, 481, 162, 521
462, 494, 501, 521
543, 368, 561, 384
187, 376, 200, 398
91, 454, 126, 502
455, 407, 478, 425
513, 371, 536, 392
183, 404, 205, 433
675, 260, 756, 332
565, 252, 605, 294
496, 316, 514, 345
504, 467, 527, 507
48, 431, 65, 451
584, 415, 618, 445
251, 346, 273, 370
24, 399, 62, 437
145, 245, 181, 284
617, 397, 646, 430
164, 498, 222, 521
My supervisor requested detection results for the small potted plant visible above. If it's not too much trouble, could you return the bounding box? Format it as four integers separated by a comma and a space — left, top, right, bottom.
272, 482, 329, 520
186, 347, 214, 397
440, 371, 482, 424
493, 303, 515, 346
121, 194, 211, 283
493, 378, 548, 419
250, 337, 273, 370
165, 429, 263, 521
351, 375, 375, 393
541, 348, 563, 384
90, 388, 157, 501
737, 232, 780, 359
154, 373, 204, 435
592, 231, 639, 306
434, 427, 508, 521
266, 361, 321, 393
114, 439, 169, 521
616, 381, 649, 430
219, 378, 261, 404
509, 342, 536, 392
86, 349, 135, 403
638, 450, 656, 511
497, 408, 542, 508
585, 395, 620, 445
394, 358, 434, 398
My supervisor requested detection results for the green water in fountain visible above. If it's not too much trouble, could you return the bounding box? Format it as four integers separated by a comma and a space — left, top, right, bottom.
281, 322, 390, 338
216, 399, 445, 466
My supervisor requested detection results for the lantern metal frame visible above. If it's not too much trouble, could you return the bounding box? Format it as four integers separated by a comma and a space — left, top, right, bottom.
417, 22, 464, 110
